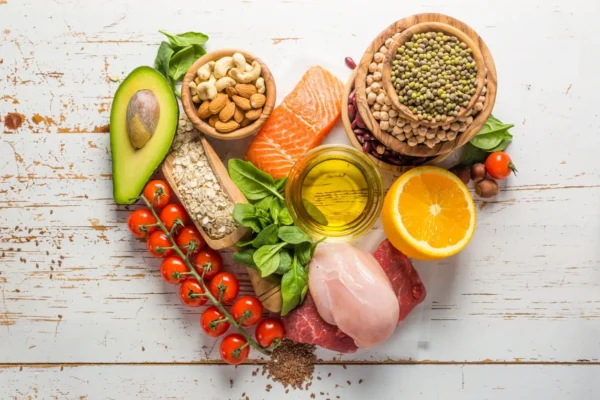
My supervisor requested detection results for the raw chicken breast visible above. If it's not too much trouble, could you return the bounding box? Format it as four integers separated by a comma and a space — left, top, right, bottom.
308, 243, 399, 349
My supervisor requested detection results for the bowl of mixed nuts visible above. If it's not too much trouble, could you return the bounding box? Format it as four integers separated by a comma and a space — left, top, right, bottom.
181, 49, 276, 140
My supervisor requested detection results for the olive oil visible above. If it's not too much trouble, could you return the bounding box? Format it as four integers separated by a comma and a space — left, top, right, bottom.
301, 159, 368, 228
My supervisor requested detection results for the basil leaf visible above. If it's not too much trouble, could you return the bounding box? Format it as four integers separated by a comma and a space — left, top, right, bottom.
274, 177, 288, 192
233, 248, 257, 268
462, 143, 488, 167
159, 30, 209, 49
281, 255, 309, 316
270, 197, 283, 224
275, 249, 293, 275
228, 159, 284, 201
253, 242, 287, 277
232, 203, 261, 233
253, 195, 274, 211
302, 199, 328, 226
169, 45, 196, 81
279, 208, 294, 226
278, 226, 311, 245
252, 224, 279, 248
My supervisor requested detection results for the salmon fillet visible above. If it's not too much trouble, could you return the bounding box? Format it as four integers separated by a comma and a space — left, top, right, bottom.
246, 66, 344, 179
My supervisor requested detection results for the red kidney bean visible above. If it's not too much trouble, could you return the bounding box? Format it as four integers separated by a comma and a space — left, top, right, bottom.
370, 150, 382, 159
345, 57, 357, 70
362, 133, 374, 141
349, 90, 356, 106
356, 134, 365, 144
348, 104, 356, 122
362, 142, 371, 153
355, 112, 366, 129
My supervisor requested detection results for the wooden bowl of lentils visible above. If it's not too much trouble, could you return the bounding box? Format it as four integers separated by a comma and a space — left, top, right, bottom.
355, 13, 497, 157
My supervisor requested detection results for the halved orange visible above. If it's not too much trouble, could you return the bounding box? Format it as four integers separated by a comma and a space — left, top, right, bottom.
382, 166, 476, 260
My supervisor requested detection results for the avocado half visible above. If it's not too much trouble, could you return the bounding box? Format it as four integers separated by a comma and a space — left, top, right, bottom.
110, 66, 178, 204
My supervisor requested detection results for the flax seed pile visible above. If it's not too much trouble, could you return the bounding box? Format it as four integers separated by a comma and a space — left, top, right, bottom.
263, 340, 317, 389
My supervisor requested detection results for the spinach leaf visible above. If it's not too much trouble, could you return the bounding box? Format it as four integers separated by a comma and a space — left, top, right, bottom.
302, 199, 328, 226
253, 242, 287, 277
154, 41, 178, 95
232, 248, 257, 268
270, 197, 283, 224
469, 115, 514, 151
228, 159, 284, 201
274, 177, 288, 192
169, 45, 196, 81
462, 143, 488, 167
253, 195, 274, 211
281, 254, 309, 316
275, 249, 293, 275
235, 237, 255, 248
278, 207, 294, 226
159, 30, 209, 49
232, 203, 261, 233
295, 237, 325, 266
252, 224, 279, 248
488, 137, 512, 152
278, 226, 311, 245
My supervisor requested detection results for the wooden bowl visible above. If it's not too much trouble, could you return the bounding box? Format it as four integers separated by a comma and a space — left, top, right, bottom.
342, 69, 449, 173
161, 136, 249, 250
382, 22, 486, 126
355, 13, 497, 157
181, 49, 276, 141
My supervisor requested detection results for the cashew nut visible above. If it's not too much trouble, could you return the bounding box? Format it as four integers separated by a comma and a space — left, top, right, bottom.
245, 64, 253, 72
255, 77, 266, 94
215, 77, 236, 92
196, 82, 217, 101
213, 57, 234, 79
197, 61, 215, 81
229, 61, 261, 84
208, 74, 217, 85
232, 53, 247, 72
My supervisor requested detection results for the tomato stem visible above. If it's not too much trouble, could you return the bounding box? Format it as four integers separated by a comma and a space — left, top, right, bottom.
508, 161, 518, 176
209, 317, 228, 330
139, 195, 271, 356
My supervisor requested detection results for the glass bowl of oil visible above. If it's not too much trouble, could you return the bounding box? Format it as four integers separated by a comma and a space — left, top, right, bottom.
285, 144, 384, 241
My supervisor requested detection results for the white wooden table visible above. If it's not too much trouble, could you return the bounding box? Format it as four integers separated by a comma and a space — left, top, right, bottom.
1, 0, 599, 398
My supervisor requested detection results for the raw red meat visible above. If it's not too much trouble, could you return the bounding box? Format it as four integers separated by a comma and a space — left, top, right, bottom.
372, 239, 426, 323
282, 239, 426, 352
282, 294, 358, 353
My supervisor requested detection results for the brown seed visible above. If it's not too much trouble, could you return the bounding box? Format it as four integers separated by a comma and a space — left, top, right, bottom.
451, 166, 471, 185
235, 83, 257, 99
471, 163, 487, 183
250, 93, 266, 109
475, 179, 499, 198
233, 107, 244, 123
215, 120, 240, 133
219, 101, 236, 122
245, 108, 262, 121
232, 95, 252, 111
208, 93, 228, 114
197, 101, 212, 119
208, 115, 219, 127
240, 118, 251, 128
225, 86, 238, 97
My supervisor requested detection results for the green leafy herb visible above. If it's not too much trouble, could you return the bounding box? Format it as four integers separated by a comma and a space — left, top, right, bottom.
275, 249, 293, 275
274, 177, 288, 192
235, 237, 254, 248
252, 224, 279, 248
253, 242, 287, 277
232, 203, 261, 233
281, 254, 309, 316
278, 208, 294, 226
270, 197, 283, 224
228, 159, 285, 201
295, 237, 325, 266
462, 143, 488, 167
169, 45, 205, 81
278, 226, 311, 245
254, 195, 274, 211
469, 115, 514, 151
159, 30, 209, 49
154, 42, 175, 82
232, 248, 257, 268
302, 199, 328, 226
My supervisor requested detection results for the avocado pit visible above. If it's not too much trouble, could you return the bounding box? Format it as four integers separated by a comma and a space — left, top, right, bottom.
126, 89, 161, 149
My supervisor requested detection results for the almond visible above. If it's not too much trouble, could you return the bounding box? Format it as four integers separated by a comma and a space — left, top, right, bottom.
240, 118, 251, 128
215, 120, 240, 133
250, 93, 266, 109
235, 83, 257, 99
245, 107, 262, 121
232, 95, 252, 111
219, 101, 236, 122
197, 101, 212, 119
233, 106, 244, 124
208, 115, 219, 127
208, 93, 228, 114
225, 86, 238, 97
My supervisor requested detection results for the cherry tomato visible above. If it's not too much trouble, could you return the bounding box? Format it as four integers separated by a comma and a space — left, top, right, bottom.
200, 306, 230, 337
231, 296, 263, 326
127, 209, 157, 238
208, 272, 239, 304
195, 248, 223, 280
143, 180, 171, 209
160, 256, 188, 284
176, 226, 206, 255
178, 279, 207, 307
147, 231, 173, 257
159, 204, 188, 233
255, 318, 285, 348
220, 333, 249, 365
485, 152, 517, 180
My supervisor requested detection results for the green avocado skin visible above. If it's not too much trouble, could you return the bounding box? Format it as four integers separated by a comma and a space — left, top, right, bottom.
110, 66, 179, 204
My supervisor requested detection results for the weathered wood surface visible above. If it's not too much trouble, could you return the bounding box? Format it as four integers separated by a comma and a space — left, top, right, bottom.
1, 0, 600, 397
